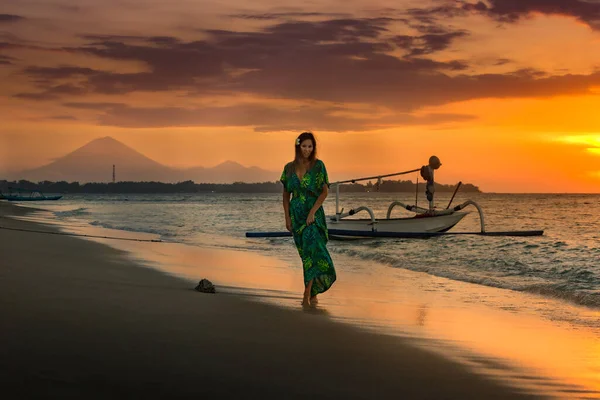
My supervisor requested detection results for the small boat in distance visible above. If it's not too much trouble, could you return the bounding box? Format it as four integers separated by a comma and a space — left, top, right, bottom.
0, 187, 63, 201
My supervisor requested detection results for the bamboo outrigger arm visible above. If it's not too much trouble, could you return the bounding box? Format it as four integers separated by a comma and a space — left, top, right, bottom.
330, 168, 421, 219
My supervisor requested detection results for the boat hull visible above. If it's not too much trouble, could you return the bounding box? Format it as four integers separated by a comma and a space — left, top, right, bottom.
327, 211, 468, 236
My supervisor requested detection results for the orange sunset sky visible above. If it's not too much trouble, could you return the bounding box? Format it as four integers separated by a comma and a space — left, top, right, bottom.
1, 0, 600, 193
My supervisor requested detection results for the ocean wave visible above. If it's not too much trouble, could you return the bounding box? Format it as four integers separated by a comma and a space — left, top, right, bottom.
54, 207, 90, 218
521, 284, 600, 308
73, 197, 191, 203
89, 220, 177, 238
329, 247, 600, 309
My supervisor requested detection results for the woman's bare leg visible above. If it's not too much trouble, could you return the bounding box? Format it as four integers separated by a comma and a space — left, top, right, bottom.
302, 279, 313, 306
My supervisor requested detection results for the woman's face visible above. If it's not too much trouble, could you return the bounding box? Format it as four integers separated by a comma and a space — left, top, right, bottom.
300, 139, 313, 159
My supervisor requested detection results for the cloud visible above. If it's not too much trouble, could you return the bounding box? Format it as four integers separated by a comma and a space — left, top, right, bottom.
62, 37, 224, 92
407, 4, 471, 24
15, 84, 88, 100
23, 18, 468, 102
63, 102, 123, 110
229, 12, 351, 20
11, 13, 600, 131
480, 0, 600, 29
0, 42, 24, 50
14, 92, 58, 101
260, 18, 394, 40
391, 30, 469, 56
79, 34, 159, 43
61, 101, 475, 131
494, 58, 512, 66
0, 54, 15, 65
23, 66, 98, 80
412, 1, 600, 30
0, 14, 25, 23
47, 115, 78, 120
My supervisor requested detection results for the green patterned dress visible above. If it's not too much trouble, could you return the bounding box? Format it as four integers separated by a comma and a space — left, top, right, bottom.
281, 159, 336, 297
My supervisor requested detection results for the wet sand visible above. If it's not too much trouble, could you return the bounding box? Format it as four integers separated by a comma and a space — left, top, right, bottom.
0, 201, 544, 399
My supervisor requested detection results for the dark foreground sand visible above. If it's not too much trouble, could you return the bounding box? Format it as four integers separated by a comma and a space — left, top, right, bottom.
0, 202, 544, 399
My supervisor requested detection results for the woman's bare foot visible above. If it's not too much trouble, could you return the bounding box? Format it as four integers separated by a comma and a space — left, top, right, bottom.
302, 279, 313, 308
301, 295, 310, 307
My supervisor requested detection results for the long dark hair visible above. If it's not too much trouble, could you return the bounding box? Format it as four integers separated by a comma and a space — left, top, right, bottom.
294, 131, 317, 166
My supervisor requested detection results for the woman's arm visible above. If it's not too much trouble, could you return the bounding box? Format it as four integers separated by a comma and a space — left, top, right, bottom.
310, 184, 328, 214
307, 184, 328, 225
283, 188, 292, 231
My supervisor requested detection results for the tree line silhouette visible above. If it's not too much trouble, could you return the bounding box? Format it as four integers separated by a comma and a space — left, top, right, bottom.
1, 179, 481, 194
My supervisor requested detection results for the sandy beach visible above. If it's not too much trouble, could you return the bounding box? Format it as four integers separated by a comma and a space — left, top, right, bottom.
0, 201, 547, 399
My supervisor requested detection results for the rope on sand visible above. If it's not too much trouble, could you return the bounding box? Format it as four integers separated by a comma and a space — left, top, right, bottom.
0, 225, 163, 243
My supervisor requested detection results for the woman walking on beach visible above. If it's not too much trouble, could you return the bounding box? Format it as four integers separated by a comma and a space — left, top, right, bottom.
281, 132, 336, 307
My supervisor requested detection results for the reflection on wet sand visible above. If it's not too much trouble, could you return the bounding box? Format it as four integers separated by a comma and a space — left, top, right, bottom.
16, 213, 600, 399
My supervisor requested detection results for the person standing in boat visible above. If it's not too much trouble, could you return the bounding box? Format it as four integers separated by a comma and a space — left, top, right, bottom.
281, 132, 336, 307
420, 155, 442, 211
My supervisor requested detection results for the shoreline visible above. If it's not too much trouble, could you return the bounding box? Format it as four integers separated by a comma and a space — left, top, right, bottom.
0, 201, 546, 399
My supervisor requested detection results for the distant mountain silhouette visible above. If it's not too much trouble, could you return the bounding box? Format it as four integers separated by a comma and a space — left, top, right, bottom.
10, 136, 278, 183
181, 161, 278, 183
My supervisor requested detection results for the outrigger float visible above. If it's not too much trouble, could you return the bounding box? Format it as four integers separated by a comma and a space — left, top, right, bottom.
246, 163, 544, 240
